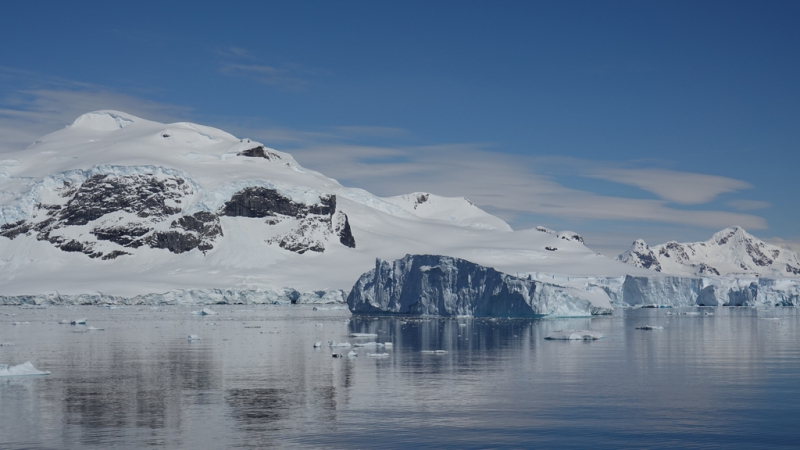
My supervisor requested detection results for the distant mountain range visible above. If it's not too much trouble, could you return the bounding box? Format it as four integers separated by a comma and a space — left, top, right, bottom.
0, 111, 640, 298
618, 226, 800, 278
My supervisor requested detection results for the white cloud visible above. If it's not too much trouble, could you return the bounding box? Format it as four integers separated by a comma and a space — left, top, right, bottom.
726, 199, 771, 211
586, 168, 752, 204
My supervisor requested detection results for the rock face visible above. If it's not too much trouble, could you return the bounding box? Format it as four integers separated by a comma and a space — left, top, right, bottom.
1, 170, 354, 258
347, 254, 613, 317
617, 226, 800, 278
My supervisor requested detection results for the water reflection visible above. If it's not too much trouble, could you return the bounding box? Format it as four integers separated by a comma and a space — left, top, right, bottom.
0, 305, 799, 449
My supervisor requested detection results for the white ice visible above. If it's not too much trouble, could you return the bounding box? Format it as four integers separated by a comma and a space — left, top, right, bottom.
544, 330, 605, 340
0, 361, 51, 377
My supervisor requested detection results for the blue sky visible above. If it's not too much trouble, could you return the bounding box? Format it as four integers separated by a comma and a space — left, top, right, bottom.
1, 0, 798, 254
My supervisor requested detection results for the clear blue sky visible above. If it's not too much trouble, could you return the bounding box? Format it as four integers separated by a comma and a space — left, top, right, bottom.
1, 0, 798, 254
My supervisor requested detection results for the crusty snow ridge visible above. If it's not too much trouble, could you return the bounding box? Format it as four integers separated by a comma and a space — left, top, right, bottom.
347, 254, 614, 317
618, 226, 800, 278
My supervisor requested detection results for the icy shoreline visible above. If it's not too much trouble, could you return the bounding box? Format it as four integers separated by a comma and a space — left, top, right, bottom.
0, 288, 346, 306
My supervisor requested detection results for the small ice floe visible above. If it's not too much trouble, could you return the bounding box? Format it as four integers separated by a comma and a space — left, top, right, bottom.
71, 318, 87, 325
349, 333, 378, 338
383, 342, 393, 349
58, 319, 70, 324
332, 353, 343, 358
315, 323, 323, 328
187, 335, 201, 341
367, 353, 389, 358
459, 323, 467, 327
312, 307, 329, 311
636, 325, 663, 330
347, 350, 358, 358
0, 362, 50, 377
545, 330, 605, 340
682, 312, 701, 316
328, 341, 352, 348
313, 341, 322, 348
665, 312, 676, 316
0, 342, 14, 347
421, 350, 448, 354
12, 322, 31, 326
192, 308, 217, 316
353, 342, 383, 348
704, 312, 714, 316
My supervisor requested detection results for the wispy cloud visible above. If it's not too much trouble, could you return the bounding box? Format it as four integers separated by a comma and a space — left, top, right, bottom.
214, 46, 322, 91
237, 126, 769, 232
0, 67, 190, 153
726, 199, 771, 211
585, 167, 752, 204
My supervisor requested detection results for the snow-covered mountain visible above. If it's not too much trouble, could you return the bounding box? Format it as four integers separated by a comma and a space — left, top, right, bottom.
0, 111, 646, 299
617, 226, 800, 278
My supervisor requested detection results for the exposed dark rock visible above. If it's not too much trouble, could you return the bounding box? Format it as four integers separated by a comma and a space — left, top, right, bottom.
59, 240, 86, 253
172, 211, 221, 237
222, 187, 306, 218
0, 220, 30, 239
92, 225, 150, 248
698, 263, 720, 276
237, 146, 281, 160
147, 231, 202, 254
414, 193, 429, 209
337, 213, 356, 248
746, 241, 773, 267
59, 174, 190, 226
545, 247, 557, 251
102, 250, 130, 260
787, 264, 800, 275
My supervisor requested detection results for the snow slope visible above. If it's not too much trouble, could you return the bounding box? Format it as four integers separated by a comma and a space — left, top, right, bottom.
617, 226, 800, 278
0, 111, 648, 300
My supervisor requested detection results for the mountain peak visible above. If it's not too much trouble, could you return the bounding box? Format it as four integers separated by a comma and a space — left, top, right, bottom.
619, 226, 800, 278
69, 111, 142, 131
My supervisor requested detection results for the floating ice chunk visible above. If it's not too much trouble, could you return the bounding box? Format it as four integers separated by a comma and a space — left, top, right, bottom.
58, 320, 70, 324
350, 333, 378, 338
353, 342, 383, 348
636, 325, 663, 330
682, 312, 701, 316
383, 342, 393, 349
313, 341, 322, 348
545, 330, 605, 340
0, 361, 50, 377
315, 323, 323, 327
312, 307, 329, 311
71, 318, 87, 325
704, 313, 714, 316
12, 322, 30, 326
187, 335, 201, 340
0, 342, 14, 346
192, 308, 217, 316
347, 350, 358, 358
332, 353, 343, 358
434, 350, 448, 354
86, 326, 105, 331
328, 341, 352, 348
421, 350, 435, 354
367, 353, 389, 358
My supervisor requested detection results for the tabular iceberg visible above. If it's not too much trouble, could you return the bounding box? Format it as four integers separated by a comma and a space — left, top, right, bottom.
347, 254, 613, 317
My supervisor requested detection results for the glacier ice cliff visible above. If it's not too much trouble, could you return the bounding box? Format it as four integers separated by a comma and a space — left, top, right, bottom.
0, 288, 346, 306
347, 254, 613, 317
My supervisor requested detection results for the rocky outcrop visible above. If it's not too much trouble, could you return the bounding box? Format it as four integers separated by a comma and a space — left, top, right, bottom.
347, 254, 612, 317
617, 227, 800, 278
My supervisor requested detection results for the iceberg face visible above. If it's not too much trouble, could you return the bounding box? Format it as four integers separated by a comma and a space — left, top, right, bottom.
347, 254, 613, 317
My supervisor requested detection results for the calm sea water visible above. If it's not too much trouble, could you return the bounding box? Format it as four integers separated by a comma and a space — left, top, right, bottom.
1, 305, 799, 449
